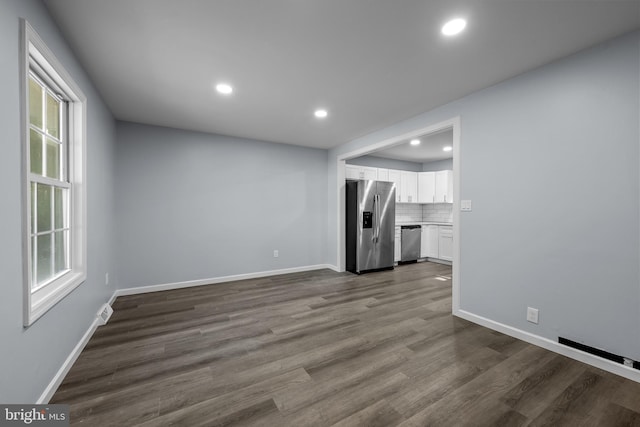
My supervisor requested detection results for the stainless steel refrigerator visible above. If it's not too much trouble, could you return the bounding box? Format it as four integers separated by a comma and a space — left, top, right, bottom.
345, 180, 396, 274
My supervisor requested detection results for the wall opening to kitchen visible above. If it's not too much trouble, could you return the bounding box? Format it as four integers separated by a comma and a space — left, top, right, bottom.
336, 117, 461, 312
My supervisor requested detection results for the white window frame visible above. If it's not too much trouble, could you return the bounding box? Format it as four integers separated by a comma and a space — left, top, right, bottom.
20, 20, 87, 326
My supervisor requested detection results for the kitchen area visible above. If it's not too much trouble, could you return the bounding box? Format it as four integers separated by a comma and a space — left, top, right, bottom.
345, 128, 454, 274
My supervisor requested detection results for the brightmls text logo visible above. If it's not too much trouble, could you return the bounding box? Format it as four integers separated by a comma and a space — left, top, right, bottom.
0, 405, 69, 426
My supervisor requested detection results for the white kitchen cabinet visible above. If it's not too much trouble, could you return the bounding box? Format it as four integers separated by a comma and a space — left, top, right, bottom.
388, 170, 402, 203
438, 226, 453, 261
394, 227, 401, 262
421, 225, 439, 258
418, 172, 435, 204
400, 171, 418, 203
435, 170, 453, 203
377, 168, 389, 181
345, 165, 377, 180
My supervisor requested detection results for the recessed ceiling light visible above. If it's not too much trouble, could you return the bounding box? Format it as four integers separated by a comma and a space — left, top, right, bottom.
441, 18, 467, 36
215, 83, 233, 95
314, 109, 328, 119
443, 146, 453, 152
410, 139, 421, 146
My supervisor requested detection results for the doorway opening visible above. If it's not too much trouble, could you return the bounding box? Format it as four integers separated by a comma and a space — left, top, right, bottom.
335, 117, 461, 313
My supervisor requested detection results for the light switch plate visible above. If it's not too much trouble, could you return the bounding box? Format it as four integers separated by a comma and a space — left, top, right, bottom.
461, 200, 472, 211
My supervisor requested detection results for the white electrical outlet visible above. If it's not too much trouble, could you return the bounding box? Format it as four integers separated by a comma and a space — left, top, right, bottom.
105, 273, 109, 285
273, 250, 279, 258
527, 307, 539, 324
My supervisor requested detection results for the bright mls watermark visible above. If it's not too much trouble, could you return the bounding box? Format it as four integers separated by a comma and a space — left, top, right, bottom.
0, 405, 69, 426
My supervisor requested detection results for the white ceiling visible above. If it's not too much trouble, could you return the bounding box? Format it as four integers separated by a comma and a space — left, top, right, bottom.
371, 128, 453, 163
43, 0, 640, 150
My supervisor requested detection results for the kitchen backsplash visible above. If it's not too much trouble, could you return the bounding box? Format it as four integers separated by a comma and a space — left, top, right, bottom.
396, 203, 453, 224
396, 204, 423, 223
422, 203, 453, 223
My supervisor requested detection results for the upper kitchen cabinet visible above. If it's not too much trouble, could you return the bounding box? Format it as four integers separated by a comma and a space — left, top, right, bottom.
345, 164, 377, 180
400, 171, 418, 203
418, 172, 435, 203
435, 170, 453, 203
388, 170, 402, 203
377, 168, 390, 181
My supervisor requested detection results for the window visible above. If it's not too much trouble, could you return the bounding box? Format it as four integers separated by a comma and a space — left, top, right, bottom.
21, 20, 86, 326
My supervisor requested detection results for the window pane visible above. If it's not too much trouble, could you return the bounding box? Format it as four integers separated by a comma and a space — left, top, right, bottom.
36, 233, 52, 285
30, 182, 36, 233
46, 93, 60, 139
29, 77, 43, 129
31, 236, 36, 287
29, 129, 43, 175
45, 138, 60, 180
54, 231, 67, 274
36, 184, 52, 233
54, 188, 65, 229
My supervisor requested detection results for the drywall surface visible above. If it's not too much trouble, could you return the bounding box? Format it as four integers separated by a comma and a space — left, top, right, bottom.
0, 0, 116, 402
422, 158, 453, 171
115, 122, 328, 288
330, 31, 640, 360
347, 155, 423, 171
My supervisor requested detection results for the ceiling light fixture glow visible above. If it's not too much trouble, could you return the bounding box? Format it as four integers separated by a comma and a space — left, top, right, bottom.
443, 146, 453, 152
215, 83, 233, 95
410, 139, 421, 146
314, 109, 328, 118
441, 18, 467, 36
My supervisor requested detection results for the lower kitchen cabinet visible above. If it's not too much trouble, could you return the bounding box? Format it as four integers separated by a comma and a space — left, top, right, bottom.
421, 225, 439, 258
438, 226, 453, 261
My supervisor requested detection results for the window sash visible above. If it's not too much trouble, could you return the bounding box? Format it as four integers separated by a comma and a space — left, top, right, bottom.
27, 64, 71, 294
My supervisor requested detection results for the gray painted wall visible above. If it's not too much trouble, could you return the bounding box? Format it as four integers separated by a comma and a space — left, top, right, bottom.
329, 31, 640, 360
346, 155, 423, 172
114, 122, 328, 288
422, 158, 453, 172
0, 0, 116, 402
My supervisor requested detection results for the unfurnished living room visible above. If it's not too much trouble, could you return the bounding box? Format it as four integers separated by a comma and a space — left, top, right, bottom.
2, 1, 640, 426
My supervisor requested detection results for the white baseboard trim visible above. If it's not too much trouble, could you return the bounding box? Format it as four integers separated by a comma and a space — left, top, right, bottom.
37, 316, 102, 404
454, 308, 640, 383
114, 264, 338, 298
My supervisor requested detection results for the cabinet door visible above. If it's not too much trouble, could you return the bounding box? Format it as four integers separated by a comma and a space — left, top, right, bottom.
345, 165, 378, 180
377, 168, 389, 181
418, 172, 435, 203
388, 170, 402, 203
438, 226, 453, 261
394, 228, 401, 262
435, 170, 453, 203
420, 226, 428, 258
362, 166, 378, 180
426, 225, 439, 258
400, 171, 418, 203
345, 165, 361, 180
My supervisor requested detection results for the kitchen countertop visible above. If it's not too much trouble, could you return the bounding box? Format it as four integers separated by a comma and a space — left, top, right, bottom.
396, 222, 452, 227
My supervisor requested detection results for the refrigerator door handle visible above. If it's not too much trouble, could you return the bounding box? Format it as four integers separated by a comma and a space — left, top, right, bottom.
375, 194, 381, 242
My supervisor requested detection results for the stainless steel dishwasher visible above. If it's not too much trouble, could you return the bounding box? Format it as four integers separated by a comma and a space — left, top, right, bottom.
400, 225, 421, 263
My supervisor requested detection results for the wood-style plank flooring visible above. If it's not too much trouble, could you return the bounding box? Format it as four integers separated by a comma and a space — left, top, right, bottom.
51, 262, 640, 426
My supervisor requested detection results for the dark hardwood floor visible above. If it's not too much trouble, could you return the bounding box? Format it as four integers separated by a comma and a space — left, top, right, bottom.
51, 262, 640, 426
